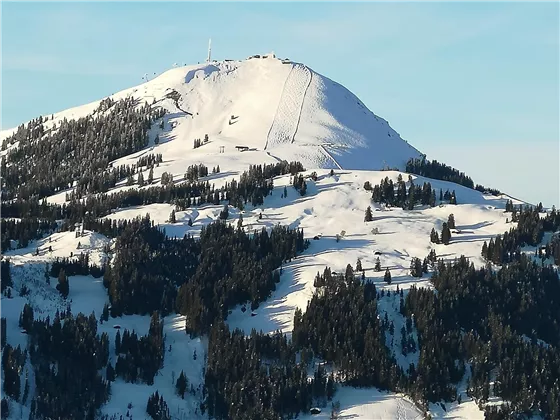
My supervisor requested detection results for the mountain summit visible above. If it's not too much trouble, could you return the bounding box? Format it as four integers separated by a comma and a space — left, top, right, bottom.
2, 54, 423, 171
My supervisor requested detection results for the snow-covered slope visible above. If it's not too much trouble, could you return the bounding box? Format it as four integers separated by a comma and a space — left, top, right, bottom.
1, 54, 423, 171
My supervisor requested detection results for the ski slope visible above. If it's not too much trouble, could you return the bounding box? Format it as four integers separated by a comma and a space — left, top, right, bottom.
265, 63, 312, 149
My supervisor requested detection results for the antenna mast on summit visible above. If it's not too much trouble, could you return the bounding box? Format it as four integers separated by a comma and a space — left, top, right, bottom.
207, 38, 212, 63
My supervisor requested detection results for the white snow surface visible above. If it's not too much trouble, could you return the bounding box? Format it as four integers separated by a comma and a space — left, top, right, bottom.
299, 387, 423, 420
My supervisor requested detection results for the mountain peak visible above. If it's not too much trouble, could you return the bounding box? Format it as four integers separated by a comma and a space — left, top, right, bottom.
2, 56, 423, 171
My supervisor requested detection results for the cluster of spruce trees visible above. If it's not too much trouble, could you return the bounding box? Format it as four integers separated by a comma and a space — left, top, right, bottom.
136, 152, 163, 169
104, 214, 307, 334
292, 173, 308, 196
26, 310, 111, 419
146, 391, 171, 420
481, 205, 560, 264
114, 313, 165, 385
366, 174, 456, 209
202, 250, 560, 418
405, 158, 474, 188
50, 254, 103, 278
70, 151, 160, 199
429, 214, 455, 245
1, 218, 57, 252
0, 160, 307, 249
19, 307, 168, 420
404, 254, 560, 417
1, 97, 165, 201
103, 215, 195, 316
204, 322, 336, 420
405, 157, 503, 196
1, 344, 27, 402
293, 266, 402, 390
544, 234, 560, 265
175, 220, 308, 335
184, 163, 210, 182
1, 260, 12, 292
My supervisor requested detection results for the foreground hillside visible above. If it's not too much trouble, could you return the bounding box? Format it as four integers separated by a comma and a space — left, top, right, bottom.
4, 163, 555, 420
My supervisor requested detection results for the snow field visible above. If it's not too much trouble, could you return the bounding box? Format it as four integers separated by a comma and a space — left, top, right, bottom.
298, 387, 423, 420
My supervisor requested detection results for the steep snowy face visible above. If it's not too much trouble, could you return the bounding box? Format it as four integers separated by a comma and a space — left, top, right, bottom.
1, 55, 423, 170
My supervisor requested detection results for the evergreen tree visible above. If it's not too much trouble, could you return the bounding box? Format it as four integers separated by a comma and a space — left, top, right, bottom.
430, 190, 436, 207
430, 228, 440, 244
169, 210, 176, 223
410, 257, 423, 278
356, 258, 363, 272
115, 329, 121, 354
56, 268, 69, 298
138, 171, 145, 187
1, 398, 8, 419
481, 241, 488, 258
441, 222, 451, 245
106, 362, 115, 382
148, 167, 154, 184
364, 206, 373, 222
219, 204, 229, 220
447, 214, 456, 229
449, 190, 457, 205
384, 268, 392, 284
102, 303, 110, 322
44, 263, 50, 285
375, 258, 381, 272
22, 375, 29, 404
19, 303, 34, 332
300, 180, 307, 196
176, 370, 188, 398
407, 182, 415, 210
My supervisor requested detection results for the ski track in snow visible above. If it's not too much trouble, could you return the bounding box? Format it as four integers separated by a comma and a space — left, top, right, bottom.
265, 63, 312, 150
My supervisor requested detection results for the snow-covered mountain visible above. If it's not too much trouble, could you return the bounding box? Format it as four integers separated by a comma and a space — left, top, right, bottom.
1, 53, 423, 171
3, 54, 551, 420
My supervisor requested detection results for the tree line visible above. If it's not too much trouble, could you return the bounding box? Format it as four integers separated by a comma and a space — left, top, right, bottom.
405, 157, 501, 196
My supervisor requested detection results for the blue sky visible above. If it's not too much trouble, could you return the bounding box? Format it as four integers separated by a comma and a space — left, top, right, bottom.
2, 2, 558, 206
